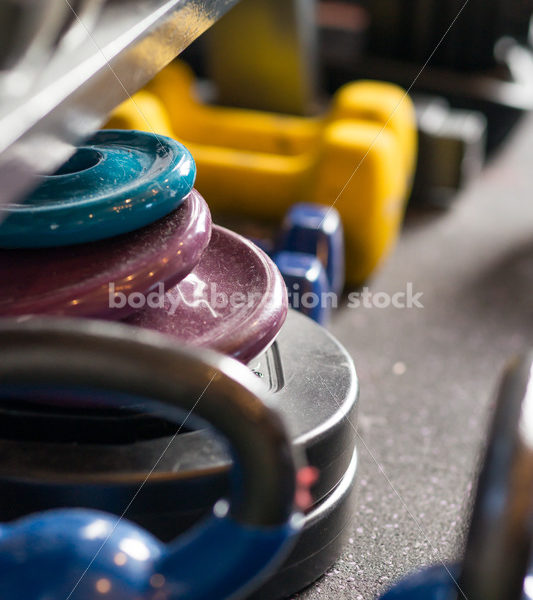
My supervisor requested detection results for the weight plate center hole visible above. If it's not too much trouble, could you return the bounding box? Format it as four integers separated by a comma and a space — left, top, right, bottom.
52, 147, 103, 177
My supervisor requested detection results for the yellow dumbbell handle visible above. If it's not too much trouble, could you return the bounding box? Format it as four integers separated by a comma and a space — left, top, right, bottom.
107, 62, 417, 284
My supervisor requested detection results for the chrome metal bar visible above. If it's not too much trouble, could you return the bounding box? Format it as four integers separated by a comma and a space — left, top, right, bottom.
0, 0, 241, 205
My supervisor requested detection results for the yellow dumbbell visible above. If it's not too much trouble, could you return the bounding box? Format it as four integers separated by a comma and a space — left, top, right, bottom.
108, 61, 417, 285
107, 90, 175, 138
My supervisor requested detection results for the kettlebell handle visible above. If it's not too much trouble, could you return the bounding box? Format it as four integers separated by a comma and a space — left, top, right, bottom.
0, 318, 301, 600
458, 353, 533, 600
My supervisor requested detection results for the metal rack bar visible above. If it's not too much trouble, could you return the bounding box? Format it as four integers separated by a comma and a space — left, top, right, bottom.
0, 0, 240, 205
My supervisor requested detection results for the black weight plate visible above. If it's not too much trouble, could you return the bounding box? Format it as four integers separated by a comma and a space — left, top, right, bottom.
0, 310, 358, 537
249, 310, 358, 504
249, 446, 358, 600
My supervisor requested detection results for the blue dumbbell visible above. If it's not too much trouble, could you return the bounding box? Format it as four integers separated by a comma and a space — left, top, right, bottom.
273, 252, 331, 326
276, 203, 345, 297
219, 203, 344, 324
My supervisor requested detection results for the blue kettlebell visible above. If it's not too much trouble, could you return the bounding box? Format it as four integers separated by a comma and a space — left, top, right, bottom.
0, 318, 302, 600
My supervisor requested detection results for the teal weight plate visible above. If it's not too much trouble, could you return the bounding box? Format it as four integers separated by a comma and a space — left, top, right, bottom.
0, 130, 196, 248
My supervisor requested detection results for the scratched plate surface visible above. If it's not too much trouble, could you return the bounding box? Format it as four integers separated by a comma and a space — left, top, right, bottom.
126, 225, 288, 363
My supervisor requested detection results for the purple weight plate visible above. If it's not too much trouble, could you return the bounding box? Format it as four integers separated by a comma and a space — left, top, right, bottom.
0, 190, 211, 319
126, 225, 288, 362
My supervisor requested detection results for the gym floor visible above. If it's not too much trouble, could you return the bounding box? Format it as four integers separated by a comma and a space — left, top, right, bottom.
298, 111, 533, 599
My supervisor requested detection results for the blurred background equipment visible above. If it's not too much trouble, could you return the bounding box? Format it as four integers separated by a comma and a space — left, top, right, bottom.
411, 96, 487, 206
320, 0, 533, 154
206, 0, 319, 115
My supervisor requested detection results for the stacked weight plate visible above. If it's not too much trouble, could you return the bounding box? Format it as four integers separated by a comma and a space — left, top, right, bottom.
0, 128, 359, 597
0, 129, 287, 363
